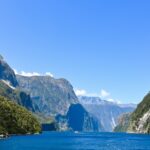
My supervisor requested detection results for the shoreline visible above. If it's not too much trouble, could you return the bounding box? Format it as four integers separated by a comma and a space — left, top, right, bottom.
0, 134, 9, 139
0, 132, 41, 139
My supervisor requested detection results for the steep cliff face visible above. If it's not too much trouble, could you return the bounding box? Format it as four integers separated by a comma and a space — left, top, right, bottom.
0, 56, 18, 87
114, 113, 131, 132
67, 104, 102, 132
56, 104, 103, 132
114, 93, 150, 134
78, 96, 135, 131
0, 57, 35, 112
16, 75, 78, 116
0, 80, 35, 112
127, 93, 150, 134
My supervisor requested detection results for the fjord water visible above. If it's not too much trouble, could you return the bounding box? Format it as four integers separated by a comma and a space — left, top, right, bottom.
0, 132, 150, 150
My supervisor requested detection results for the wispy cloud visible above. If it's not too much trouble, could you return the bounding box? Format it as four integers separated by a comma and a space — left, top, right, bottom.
45, 72, 54, 77
13, 69, 18, 75
14, 69, 54, 77
75, 89, 99, 97
107, 98, 121, 104
75, 89, 87, 96
99, 89, 110, 98
19, 71, 41, 77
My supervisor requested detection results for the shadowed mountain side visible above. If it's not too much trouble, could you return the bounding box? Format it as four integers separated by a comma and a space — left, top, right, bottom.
56, 104, 104, 132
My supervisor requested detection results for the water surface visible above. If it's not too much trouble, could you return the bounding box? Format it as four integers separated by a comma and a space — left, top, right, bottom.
0, 132, 150, 150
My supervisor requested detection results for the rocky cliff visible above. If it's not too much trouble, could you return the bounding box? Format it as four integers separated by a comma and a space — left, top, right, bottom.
114, 93, 150, 134
56, 104, 103, 132
16, 75, 78, 116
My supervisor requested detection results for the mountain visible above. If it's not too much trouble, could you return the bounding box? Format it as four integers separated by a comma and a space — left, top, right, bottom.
0, 56, 41, 135
114, 113, 131, 132
0, 55, 78, 127
0, 57, 35, 112
56, 104, 103, 132
16, 75, 78, 116
0, 96, 41, 135
78, 96, 136, 131
0, 56, 18, 87
0, 80, 35, 112
114, 92, 150, 134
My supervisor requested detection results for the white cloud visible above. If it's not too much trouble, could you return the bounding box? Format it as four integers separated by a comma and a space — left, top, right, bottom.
13, 69, 18, 74
99, 89, 110, 98
13, 69, 54, 77
75, 89, 100, 97
45, 72, 54, 77
75, 89, 87, 96
20, 71, 40, 77
107, 98, 121, 104
107, 98, 115, 102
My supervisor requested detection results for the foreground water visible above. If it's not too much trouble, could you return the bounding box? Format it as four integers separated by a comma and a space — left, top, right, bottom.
0, 132, 150, 150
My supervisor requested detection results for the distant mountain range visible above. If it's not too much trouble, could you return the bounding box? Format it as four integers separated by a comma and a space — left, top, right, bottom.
0, 54, 149, 134
78, 96, 136, 131
0, 55, 100, 132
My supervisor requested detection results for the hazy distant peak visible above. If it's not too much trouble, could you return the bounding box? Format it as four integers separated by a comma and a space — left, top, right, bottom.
78, 96, 137, 107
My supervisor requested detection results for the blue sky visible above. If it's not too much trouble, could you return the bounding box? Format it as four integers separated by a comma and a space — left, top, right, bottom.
0, 0, 150, 104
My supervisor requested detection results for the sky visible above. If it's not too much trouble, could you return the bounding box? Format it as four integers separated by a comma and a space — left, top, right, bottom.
0, 0, 150, 104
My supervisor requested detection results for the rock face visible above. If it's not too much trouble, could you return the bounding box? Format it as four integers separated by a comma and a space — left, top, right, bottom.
56, 104, 103, 132
114, 113, 131, 132
0, 80, 35, 112
127, 93, 150, 134
114, 93, 150, 134
78, 96, 135, 131
16, 75, 78, 116
67, 104, 102, 131
0, 56, 42, 135
0, 56, 18, 87
0, 57, 35, 112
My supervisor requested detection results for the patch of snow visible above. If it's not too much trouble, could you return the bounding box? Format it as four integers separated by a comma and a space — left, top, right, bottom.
1, 80, 16, 90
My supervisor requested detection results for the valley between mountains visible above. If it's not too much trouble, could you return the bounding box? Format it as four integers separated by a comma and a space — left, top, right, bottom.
0, 55, 149, 135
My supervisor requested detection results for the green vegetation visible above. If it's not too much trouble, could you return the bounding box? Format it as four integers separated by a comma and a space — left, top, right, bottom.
131, 93, 150, 121
128, 93, 150, 133
114, 93, 150, 134
34, 113, 55, 124
0, 96, 41, 135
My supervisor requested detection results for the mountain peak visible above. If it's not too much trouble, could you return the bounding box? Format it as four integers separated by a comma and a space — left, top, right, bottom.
0, 55, 18, 87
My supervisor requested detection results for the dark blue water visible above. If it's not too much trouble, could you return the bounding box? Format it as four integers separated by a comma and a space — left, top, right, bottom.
0, 132, 150, 150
